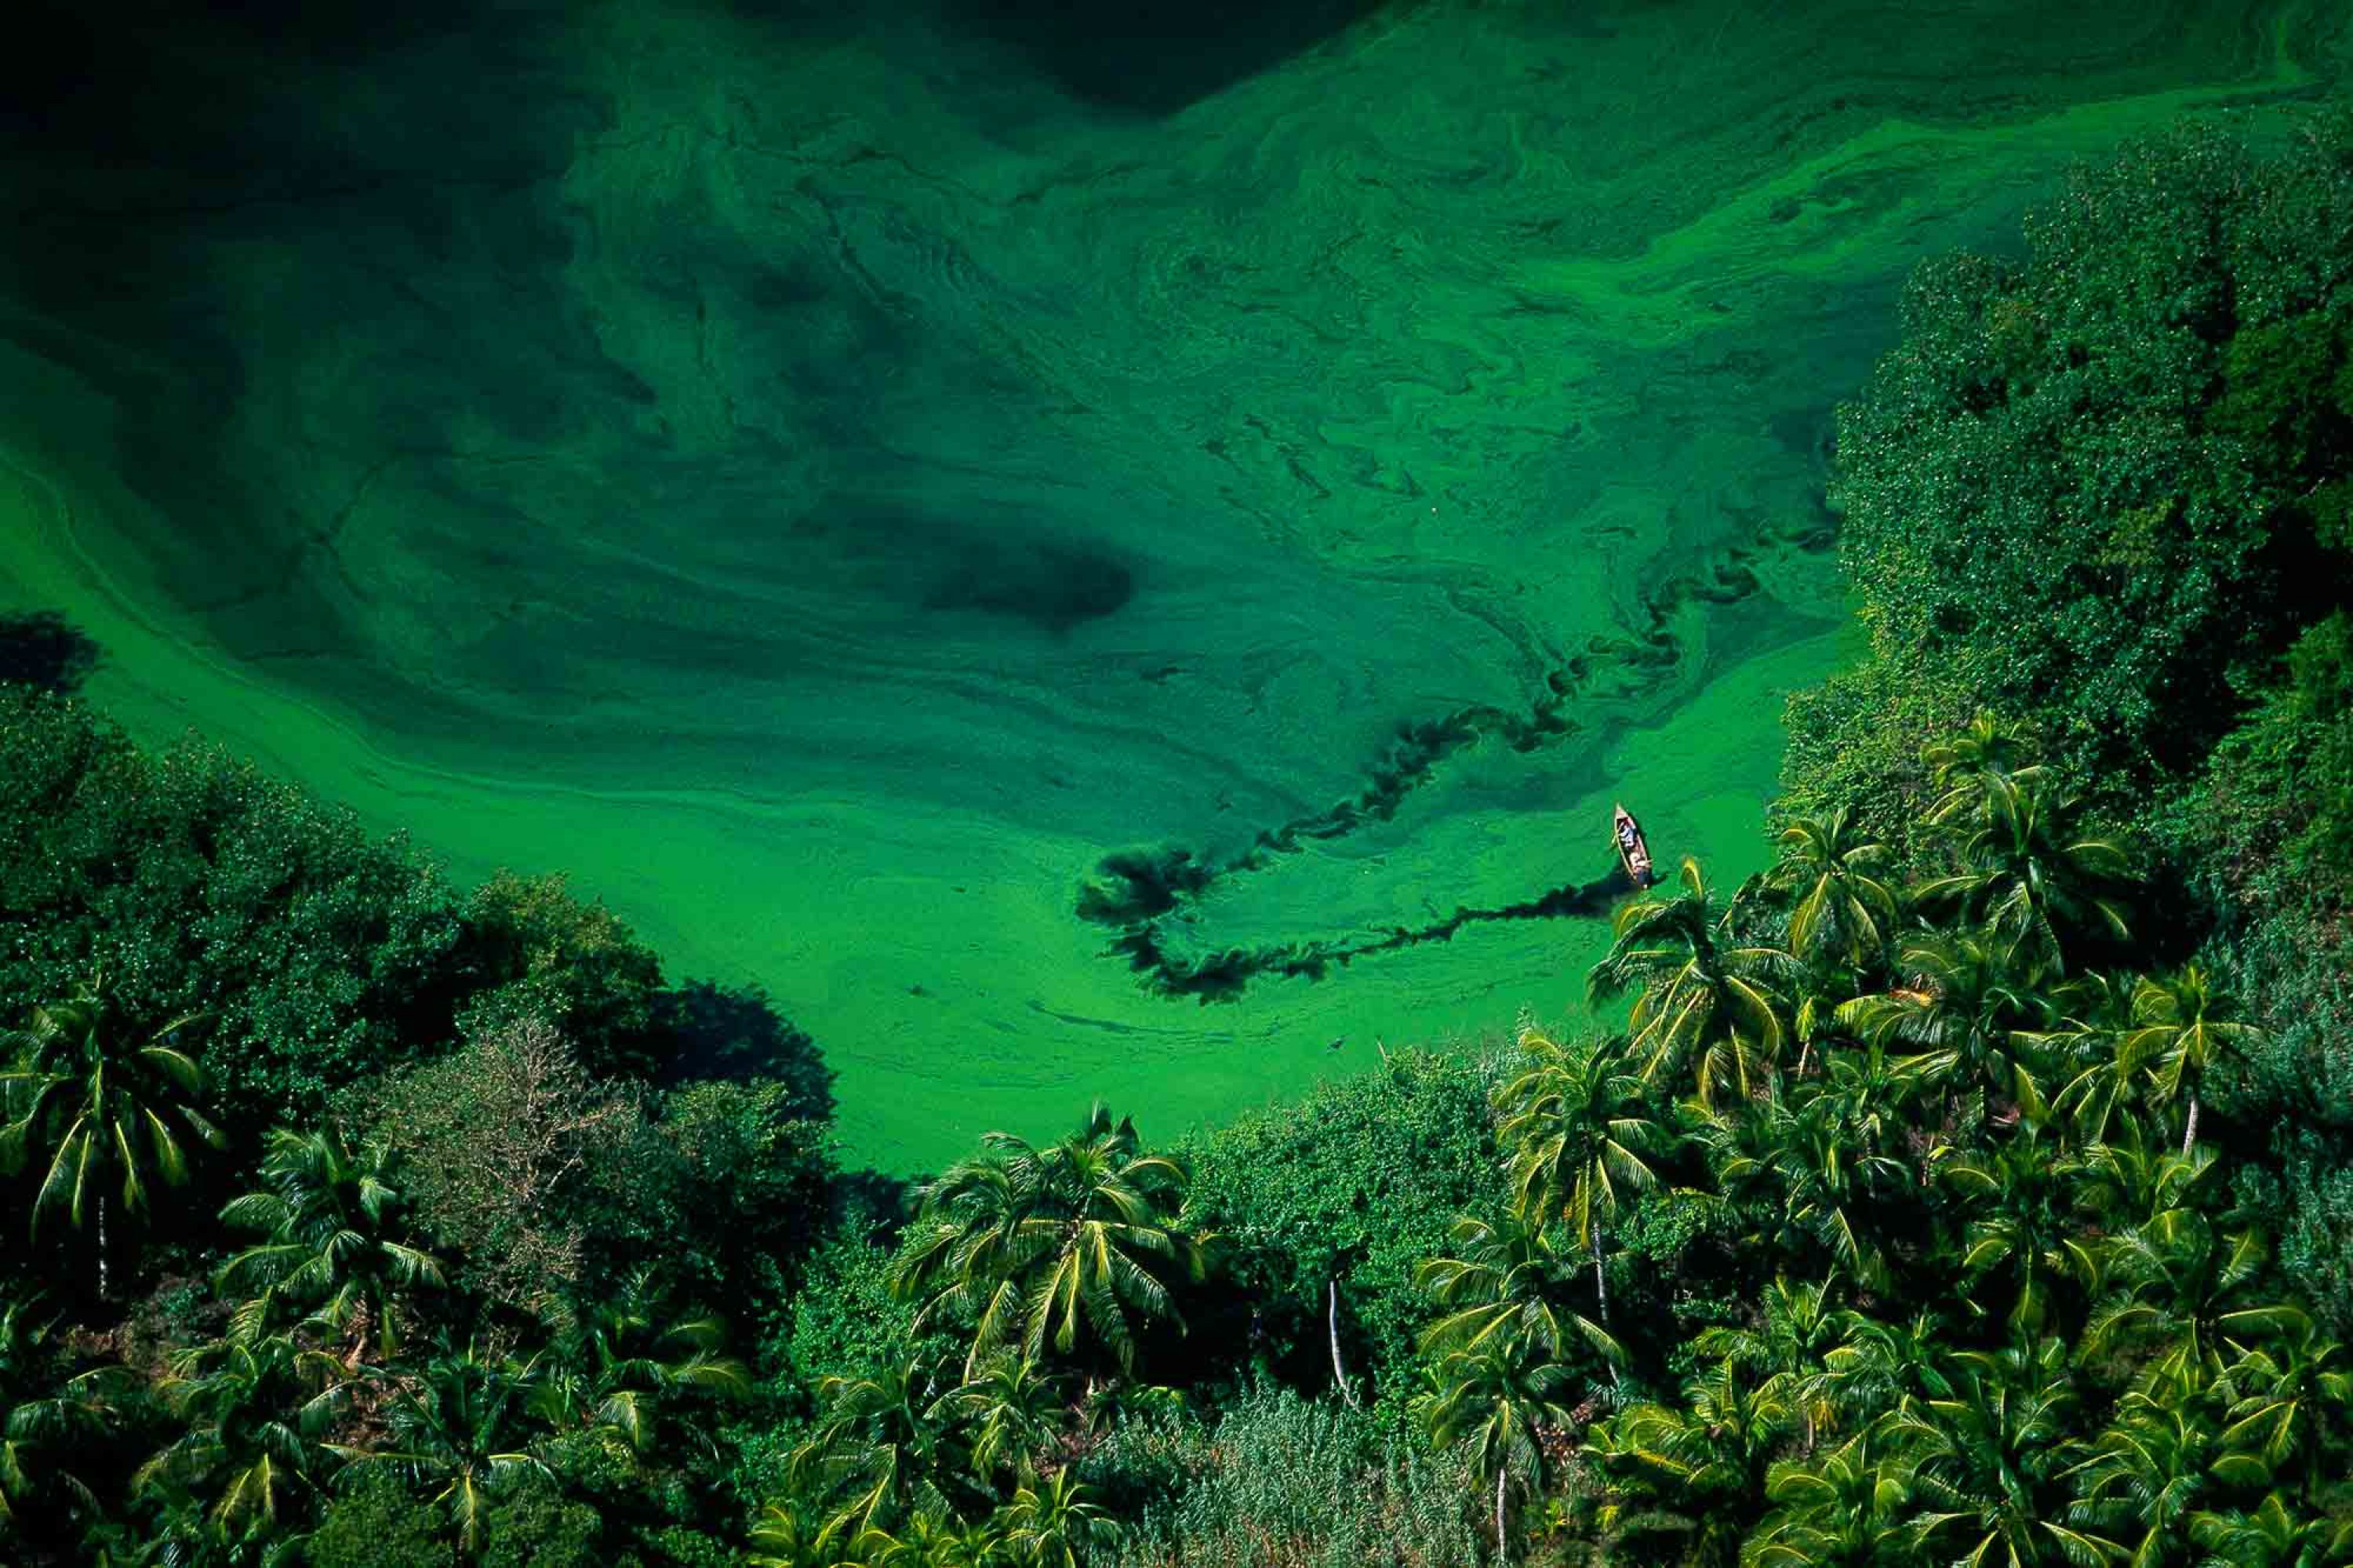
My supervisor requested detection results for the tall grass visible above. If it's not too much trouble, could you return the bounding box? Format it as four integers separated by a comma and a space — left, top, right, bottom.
1089, 1385, 1485, 1567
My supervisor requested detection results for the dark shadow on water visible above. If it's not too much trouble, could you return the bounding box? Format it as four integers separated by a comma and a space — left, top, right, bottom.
937, 0, 1394, 116
1073, 523, 1817, 1001
0, 611, 100, 694
832, 1166, 915, 1238
653, 978, 839, 1122
1101, 867, 1630, 1003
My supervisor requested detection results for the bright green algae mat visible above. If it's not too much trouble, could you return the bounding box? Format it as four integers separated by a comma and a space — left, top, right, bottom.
0, 0, 2345, 1170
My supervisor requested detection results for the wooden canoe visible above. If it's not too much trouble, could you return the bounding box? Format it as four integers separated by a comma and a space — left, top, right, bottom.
1613, 803, 1654, 889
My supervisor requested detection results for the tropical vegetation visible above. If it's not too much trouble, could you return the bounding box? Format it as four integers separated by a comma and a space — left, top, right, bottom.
5, 107, 2353, 1566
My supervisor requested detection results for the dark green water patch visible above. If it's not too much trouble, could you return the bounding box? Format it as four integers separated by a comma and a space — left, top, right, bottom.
1075, 517, 1818, 999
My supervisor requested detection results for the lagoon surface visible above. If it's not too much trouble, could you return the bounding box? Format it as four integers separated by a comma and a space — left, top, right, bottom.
2, 0, 2343, 1169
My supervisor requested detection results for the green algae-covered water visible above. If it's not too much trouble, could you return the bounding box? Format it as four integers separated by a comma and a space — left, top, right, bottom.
2, 0, 2344, 1170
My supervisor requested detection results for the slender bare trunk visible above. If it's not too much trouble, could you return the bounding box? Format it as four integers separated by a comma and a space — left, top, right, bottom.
1592, 1224, 1609, 1327
1328, 1281, 1359, 1409
96, 1188, 108, 1301
1495, 1467, 1507, 1566
2181, 1094, 2201, 1158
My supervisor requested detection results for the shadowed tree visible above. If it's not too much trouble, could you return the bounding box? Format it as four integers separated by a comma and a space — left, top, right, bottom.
336, 1339, 552, 1555
2122, 966, 2263, 1155
215, 1126, 446, 1359
1, 1293, 128, 1541
0, 980, 224, 1297
0, 611, 100, 695
136, 1331, 350, 1554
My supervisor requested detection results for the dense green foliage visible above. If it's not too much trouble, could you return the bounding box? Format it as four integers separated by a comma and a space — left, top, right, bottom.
0, 691, 836, 1565
9, 107, 2353, 1567
1792, 111, 2353, 840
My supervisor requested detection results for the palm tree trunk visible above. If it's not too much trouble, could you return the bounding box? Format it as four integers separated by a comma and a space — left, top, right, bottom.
1494, 1467, 1507, 1566
1328, 1280, 1359, 1410
2181, 1093, 2200, 1158
97, 1188, 108, 1301
1592, 1224, 1609, 1327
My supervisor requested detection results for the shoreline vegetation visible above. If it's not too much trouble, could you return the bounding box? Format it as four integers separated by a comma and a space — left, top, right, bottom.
5, 108, 2353, 1566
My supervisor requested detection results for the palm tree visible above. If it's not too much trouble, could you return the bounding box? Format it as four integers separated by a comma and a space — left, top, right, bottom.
1915, 776, 2129, 972
1426, 1340, 1579, 1566
1939, 1116, 2083, 1335
2122, 966, 2262, 1155
2037, 971, 2144, 1145
1700, 1090, 1899, 1291
2069, 1121, 2217, 1235
1745, 1425, 1916, 1568
2214, 1322, 2353, 1495
2080, 1209, 2298, 1379
890, 1511, 1013, 1568
1803, 1039, 1932, 1166
1589, 857, 1791, 1109
338, 1338, 551, 1555
531, 1268, 749, 1464
789, 1356, 974, 1548
1490, 1024, 1664, 1321
1587, 1356, 1791, 1566
1, 1293, 127, 1539
1889, 1337, 2118, 1568
136, 1330, 350, 1552
998, 1470, 1113, 1568
2062, 1385, 2225, 1566
1767, 806, 1899, 973
1834, 926, 2049, 1129
1819, 1309, 1951, 1428
2190, 1493, 2353, 1568
215, 1126, 446, 1359
930, 1354, 1064, 1486
0, 980, 224, 1297
891, 1103, 1204, 1380
1417, 1210, 1624, 1373
1694, 1275, 1842, 1452
747, 1498, 886, 1568
1923, 710, 2047, 827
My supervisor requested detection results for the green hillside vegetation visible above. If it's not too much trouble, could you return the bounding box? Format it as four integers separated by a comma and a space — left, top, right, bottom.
5, 110, 2353, 1566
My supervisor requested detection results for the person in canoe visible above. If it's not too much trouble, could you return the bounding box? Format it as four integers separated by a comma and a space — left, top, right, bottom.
1613, 803, 1655, 889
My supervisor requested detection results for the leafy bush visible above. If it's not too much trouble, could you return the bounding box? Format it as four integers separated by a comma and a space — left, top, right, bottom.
307, 1469, 460, 1568
1092, 1386, 1482, 1568
0, 689, 466, 1130
1179, 1048, 1508, 1414
1803, 112, 2353, 813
